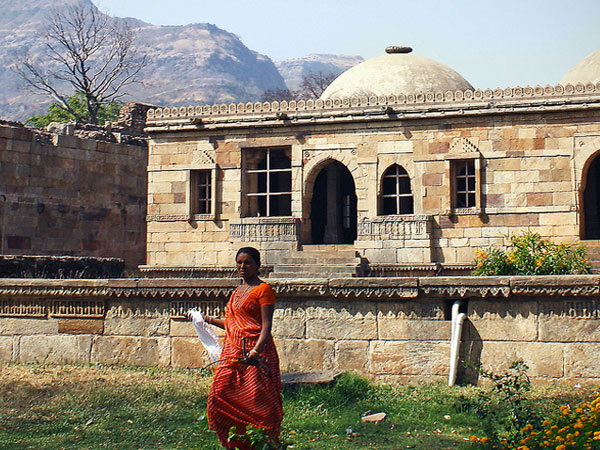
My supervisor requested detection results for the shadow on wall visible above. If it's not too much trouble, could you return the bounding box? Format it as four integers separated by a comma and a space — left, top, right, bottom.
0, 255, 124, 278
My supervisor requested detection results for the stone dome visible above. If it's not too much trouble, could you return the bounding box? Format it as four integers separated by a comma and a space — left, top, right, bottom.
561, 49, 600, 85
320, 46, 473, 100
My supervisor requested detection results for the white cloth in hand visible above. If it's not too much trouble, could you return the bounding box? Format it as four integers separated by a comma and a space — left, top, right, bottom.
188, 309, 223, 363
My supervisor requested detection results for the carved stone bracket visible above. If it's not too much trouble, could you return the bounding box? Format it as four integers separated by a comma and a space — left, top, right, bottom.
230, 217, 300, 242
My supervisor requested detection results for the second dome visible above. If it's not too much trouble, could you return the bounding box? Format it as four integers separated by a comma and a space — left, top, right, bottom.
320, 46, 474, 100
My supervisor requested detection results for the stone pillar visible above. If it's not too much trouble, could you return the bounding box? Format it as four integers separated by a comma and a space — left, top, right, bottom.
324, 166, 340, 243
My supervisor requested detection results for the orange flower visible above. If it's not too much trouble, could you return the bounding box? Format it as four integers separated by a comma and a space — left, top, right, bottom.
555, 445, 566, 450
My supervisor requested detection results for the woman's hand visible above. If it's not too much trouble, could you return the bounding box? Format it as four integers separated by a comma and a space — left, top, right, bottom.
245, 348, 261, 365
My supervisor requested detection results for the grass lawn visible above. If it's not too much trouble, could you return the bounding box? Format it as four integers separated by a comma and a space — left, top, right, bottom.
0, 364, 595, 450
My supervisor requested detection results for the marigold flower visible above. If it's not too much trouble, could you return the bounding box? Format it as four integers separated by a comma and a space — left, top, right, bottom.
469, 435, 478, 442
481, 437, 490, 443
555, 445, 566, 450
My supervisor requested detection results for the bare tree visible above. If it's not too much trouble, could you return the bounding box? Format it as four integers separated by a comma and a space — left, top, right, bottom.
261, 71, 338, 103
261, 88, 298, 102
298, 71, 337, 98
14, 4, 148, 125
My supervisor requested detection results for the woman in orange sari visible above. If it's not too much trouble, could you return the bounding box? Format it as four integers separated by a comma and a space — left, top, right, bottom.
202, 247, 283, 449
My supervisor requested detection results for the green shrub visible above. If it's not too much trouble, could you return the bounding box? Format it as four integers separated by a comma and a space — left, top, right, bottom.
473, 232, 591, 276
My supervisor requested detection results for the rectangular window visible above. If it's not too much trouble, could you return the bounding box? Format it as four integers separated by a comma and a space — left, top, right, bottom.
245, 147, 292, 217
453, 160, 476, 209
191, 169, 212, 214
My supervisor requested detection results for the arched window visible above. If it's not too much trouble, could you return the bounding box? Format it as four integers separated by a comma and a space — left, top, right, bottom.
381, 164, 413, 215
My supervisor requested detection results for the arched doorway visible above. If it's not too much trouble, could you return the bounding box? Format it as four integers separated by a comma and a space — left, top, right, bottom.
309, 161, 357, 244
583, 154, 600, 239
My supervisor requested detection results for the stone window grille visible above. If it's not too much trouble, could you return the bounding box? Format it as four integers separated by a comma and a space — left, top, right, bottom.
244, 147, 292, 217
189, 168, 216, 219
381, 164, 414, 215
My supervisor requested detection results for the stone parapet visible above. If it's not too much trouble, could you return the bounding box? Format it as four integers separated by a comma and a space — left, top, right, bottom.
229, 217, 301, 242
146, 83, 600, 130
1, 275, 599, 383
0, 275, 598, 300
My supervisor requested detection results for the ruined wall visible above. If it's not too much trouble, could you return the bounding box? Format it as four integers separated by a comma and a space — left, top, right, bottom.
1, 276, 599, 384
0, 123, 147, 269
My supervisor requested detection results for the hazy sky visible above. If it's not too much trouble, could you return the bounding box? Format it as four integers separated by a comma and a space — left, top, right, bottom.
94, 0, 600, 90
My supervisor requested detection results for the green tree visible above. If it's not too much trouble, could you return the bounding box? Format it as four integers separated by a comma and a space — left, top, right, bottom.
26, 92, 121, 128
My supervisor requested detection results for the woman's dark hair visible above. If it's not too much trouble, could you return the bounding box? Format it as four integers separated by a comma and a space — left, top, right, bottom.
236, 247, 261, 266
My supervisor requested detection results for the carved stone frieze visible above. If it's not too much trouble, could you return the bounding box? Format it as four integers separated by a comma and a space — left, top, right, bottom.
230, 217, 300, 242
271, 280, 329, 297
357, 215, 432, 240
420, 285, 511, 298
0, 287, 109, 297
330, 286, 419, 299
111, 287, 234, 299
49, 299, 105, 318
510, 276, 600, 297
512, 285, 600, 296
146, 214, 191, 222
0, 298, 46, 317
540, 300, 600, 318
170, 300, 225, 318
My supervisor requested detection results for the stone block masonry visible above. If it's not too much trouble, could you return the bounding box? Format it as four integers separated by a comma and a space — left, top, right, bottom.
0, 122, 147, 269
0, 276, 599, 384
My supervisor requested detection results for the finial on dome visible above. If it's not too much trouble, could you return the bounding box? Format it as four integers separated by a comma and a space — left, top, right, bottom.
385, 46, 412, 54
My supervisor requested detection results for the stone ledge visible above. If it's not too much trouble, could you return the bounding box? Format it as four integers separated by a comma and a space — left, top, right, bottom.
0, 275, 597, 300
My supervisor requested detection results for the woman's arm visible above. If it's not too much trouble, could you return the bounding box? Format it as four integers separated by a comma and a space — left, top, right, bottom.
184, 312, 225, 329
205, 316, 225, 329
246, 303, 275, 362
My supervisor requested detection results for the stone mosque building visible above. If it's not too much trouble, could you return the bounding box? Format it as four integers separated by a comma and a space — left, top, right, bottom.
142, 46, 600, 277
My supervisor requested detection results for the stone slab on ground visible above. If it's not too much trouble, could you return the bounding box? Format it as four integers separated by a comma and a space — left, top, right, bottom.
281, 370, 343, 387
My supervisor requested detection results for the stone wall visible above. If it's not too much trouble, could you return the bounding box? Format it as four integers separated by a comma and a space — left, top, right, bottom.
1, 276, 599, 384
0, 123, 147, 269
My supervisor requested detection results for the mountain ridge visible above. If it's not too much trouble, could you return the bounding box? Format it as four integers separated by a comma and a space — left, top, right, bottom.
0, 0, 362, 121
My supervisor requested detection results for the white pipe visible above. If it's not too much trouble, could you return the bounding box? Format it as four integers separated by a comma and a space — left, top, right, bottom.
448, 300, 466, 386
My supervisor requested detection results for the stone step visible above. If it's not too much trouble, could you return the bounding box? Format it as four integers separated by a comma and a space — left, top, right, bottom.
269, 263, 361, 279
300, 244, 356, 253
278, 255, 358, 264
583, 241, 600, 272
269, 271, 359, 279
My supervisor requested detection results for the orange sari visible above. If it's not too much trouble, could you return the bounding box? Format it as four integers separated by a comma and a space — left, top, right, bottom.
207, 283, 283, 449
